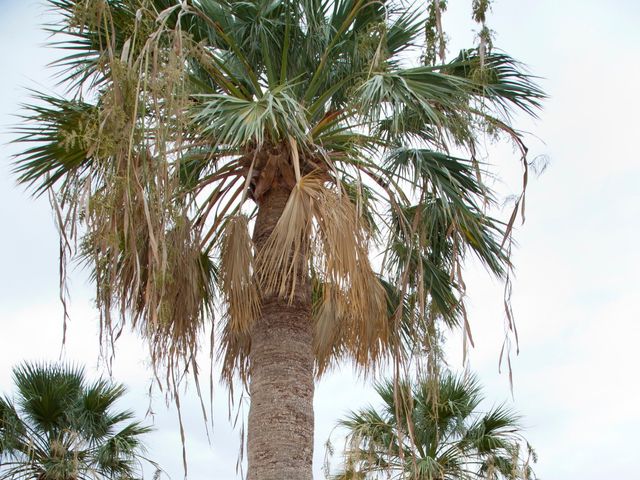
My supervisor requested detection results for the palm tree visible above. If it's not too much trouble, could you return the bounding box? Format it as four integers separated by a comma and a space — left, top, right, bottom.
12, 0, 544, 477
331, 372, 537, 480
0, 362, 153, 480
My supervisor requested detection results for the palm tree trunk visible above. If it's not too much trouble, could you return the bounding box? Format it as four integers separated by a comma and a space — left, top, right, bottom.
247, 186, 315, 480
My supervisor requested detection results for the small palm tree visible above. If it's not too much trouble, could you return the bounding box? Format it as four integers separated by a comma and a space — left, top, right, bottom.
0, 362, 154, 480
332, 372, 536, 480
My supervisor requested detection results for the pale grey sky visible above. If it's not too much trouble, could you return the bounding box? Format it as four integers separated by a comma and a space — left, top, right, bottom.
1, 1, 639, 479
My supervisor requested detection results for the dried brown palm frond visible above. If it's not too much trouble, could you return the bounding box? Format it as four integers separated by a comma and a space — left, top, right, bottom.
312, 218, 388, 373
313, 288, 346, 373
144, 218, 213, 380
313, 287, 388, 377
218, 321, 251, 388
85, 181, 212, 383
219, 215, 260, 335
49, 1, 210, 388
81, 140, 195, 377
255, 174, 318, 301
256, 172, 388, 374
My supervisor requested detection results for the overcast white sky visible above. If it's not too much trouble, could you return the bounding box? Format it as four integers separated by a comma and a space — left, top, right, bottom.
1, 1, 639, 479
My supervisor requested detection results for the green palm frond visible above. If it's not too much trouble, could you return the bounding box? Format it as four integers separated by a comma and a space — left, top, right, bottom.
383, 149, 483, 198
444, 50, 545, 118
194, 85, 309, 147
0, 362, 154, 480
12, 94, 96, 195
331, 372, 536, 480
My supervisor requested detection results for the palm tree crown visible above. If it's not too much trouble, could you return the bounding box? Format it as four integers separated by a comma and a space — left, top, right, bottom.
332, 372, 537, 480
13, 0, 543, 385
0, 362, 153, 480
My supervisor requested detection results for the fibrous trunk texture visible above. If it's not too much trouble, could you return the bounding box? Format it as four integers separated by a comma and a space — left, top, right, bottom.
247, 187, 315, 480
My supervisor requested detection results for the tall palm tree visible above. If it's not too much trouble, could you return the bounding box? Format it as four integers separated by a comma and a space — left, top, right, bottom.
0, 362, 153, 480
331, 372, 537, 480
12, 0, 543, 477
